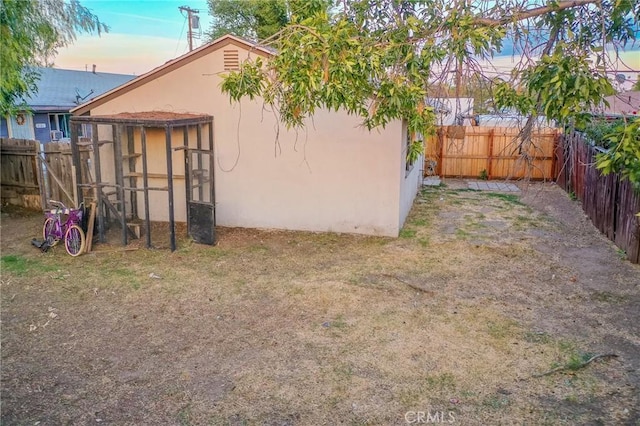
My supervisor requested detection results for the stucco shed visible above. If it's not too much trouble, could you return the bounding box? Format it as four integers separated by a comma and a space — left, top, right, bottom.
71, 34, 421, 239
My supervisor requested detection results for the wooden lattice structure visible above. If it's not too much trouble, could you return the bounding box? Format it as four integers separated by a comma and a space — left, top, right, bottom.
70, 112, 215, 251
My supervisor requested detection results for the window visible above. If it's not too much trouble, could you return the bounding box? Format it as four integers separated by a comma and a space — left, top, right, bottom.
49, 113, 92, 140
80, 123, 92, 139
49, 113, 71, 138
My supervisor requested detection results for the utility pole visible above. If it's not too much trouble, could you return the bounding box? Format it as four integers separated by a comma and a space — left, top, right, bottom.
178, 5, 199, 52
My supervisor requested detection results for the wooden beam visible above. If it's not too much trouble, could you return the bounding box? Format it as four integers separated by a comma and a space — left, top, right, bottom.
113, 124, 128, 247
140, 126, 152, 249
165, 125, 176, 252
92, 123, 105, 243
86, 202, 96, 253
36, 150, 75, 206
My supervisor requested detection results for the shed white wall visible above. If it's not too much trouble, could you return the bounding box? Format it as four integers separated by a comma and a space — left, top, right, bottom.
399, 160, 422, 232
88, 42, 411, 237
397, 120, 422, 231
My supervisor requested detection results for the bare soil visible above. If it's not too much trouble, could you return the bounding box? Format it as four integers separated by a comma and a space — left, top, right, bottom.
1, 182, 638, 425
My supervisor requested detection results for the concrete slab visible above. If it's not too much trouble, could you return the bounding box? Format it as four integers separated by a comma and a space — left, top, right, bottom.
423, 177, 442, 186
439, 179, 468, 190
467, 180, 520, 192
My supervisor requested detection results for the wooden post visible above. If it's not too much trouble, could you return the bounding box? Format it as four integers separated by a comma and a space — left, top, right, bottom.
183, 126, 191, 236
40, 143, 52, 204
196, 124, 203, 200
86, 202, 96, 253
91, 123, 105, 243
165, 126, 176, 252
437, 128, 444, 177
209, 119, 216, 242
126, 126, 137, 218
71, 165, 78, 207
35, 144, 47, 211
70, 121, 82, 208
184, 131, 192, 239
113, 124, 127, 246
551, 129, 558, 181
140, 126, 151, 249
487, 128, 495, 180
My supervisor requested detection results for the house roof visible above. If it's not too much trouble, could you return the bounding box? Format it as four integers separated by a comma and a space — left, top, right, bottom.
25, 67, 135, 111
71, 34, 274, 116
601, 91, 640, 116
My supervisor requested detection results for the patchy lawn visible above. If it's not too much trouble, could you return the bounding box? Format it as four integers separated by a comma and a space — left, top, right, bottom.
1, 182, 638, 425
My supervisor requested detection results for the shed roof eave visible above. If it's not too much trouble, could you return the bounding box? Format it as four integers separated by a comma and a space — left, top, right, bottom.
70, 113, 213, 127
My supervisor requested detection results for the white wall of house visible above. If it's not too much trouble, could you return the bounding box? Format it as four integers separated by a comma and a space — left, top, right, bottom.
83, 39, 414, 237
397, 120, 423, 231
399, 161, 422, 232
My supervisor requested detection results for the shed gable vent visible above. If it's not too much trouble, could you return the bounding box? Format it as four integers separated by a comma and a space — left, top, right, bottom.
223, 50, 240, 71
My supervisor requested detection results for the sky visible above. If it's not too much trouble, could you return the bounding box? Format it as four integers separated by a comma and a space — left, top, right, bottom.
54, 0, 639, 88
54, 0, 213, 75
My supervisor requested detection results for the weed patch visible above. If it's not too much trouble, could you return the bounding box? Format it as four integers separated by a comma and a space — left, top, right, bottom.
487, 319, 520, 340
399, 228, 417, 238
1, 255, 56, 276
483, 395, 511, 410
484, 192, 524, 206
410, 218, 428, 227
590, 291, 629, 304
455, 228, 470, 239
525, 331, 552, 344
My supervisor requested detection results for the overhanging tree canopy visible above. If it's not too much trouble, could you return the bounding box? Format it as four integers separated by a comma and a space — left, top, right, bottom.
0, 0, 107, 116
206, 0, 289, 41
221, 0, 638, 183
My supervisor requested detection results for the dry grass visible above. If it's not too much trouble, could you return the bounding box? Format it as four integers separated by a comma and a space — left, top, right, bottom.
1, 183, 639, 425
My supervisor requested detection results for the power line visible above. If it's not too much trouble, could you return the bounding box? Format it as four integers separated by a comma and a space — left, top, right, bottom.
175, 14, 187, 57
178, 5, 200, 52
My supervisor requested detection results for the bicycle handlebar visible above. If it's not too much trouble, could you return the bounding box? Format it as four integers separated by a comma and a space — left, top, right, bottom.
48, 200, 67, 210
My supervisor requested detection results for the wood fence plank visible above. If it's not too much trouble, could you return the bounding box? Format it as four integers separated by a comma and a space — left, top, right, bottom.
1, 138, 41, 208
557, 132, 640, 264
615, 179, 640, 263
425, 126, 557, 180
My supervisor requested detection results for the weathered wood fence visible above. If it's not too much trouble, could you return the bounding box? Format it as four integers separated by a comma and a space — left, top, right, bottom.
424, 126, 558, 180
0, 139, 41, 209
556, 132, 640, 264
1, 138, 82, 209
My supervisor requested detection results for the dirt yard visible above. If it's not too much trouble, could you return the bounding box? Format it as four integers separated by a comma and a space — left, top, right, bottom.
1, 182, 638, 425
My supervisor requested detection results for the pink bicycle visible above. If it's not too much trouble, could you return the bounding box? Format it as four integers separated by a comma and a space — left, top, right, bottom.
42, 200, 86, 256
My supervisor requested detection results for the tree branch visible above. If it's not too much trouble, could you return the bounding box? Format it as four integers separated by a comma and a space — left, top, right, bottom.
474, 0, 598, 26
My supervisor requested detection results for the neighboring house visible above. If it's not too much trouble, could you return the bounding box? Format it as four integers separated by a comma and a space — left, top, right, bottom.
476, 113, 555, 128
71, 34, 422, 238
427, 98, 474, 126
1, 67, 134, 143
600, 91, 640, 116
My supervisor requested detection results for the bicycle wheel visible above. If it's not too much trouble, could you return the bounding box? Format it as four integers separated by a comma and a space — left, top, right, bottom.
64, 224, 86, 257
42, 217, 60, 246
